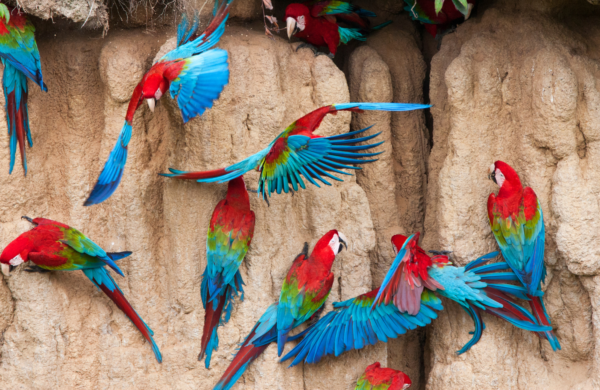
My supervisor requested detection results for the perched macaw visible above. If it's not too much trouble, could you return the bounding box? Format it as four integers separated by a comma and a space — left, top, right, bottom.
212, 230, 347, 390
488, 161, 561, 350
0, 4, 47, 175
84, 0, 232, 206
356, 362, 412, 390
161, 103, 430, 200
281, 233, 551, 365
0, 217, 162, 362
403, 0, 475, 38
200, 176, 255, 368
285, 1, 391, 57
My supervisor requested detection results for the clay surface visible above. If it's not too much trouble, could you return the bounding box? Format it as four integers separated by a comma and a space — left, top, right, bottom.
0, 0, 599, 389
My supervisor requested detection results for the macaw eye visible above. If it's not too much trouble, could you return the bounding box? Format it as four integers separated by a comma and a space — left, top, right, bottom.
297, 15, 306, 30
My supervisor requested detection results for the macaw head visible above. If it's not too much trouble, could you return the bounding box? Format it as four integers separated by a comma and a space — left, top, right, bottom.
390, 233, 420, 255
0, 222, 35, 276
488, 160, 523, 195
363, 362, 412, 390
226, 176, 251, 210
142, 73, 168, 113
314, 229, 348, 258
391, 371, 412, 390
285, 3, 310, 39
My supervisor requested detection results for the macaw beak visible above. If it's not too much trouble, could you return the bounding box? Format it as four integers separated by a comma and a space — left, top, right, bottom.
286, 17, 297, 39
488, 163, 497, 184
338, 232, 348, 253
21, 216, 33, 224
146, 98, 156, 113
1, 263, 11, 277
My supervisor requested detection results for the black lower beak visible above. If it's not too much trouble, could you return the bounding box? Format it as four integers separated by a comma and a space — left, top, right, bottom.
339, 240, 347, 253
21, 216, 34, 224
488, 172, 497, 184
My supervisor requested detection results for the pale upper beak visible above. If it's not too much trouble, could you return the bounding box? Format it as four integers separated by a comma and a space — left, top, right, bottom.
286, 17, 297, 39
146, 98, 156, 113
1, 263, 10, 277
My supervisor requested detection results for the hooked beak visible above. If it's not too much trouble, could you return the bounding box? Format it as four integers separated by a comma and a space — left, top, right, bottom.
338, 232, 348, 253
146, 98, 156, 113
21, 216, 34, 224
1, 263, 12, 277
286, 17, 297, 39
488, 163, 497, 184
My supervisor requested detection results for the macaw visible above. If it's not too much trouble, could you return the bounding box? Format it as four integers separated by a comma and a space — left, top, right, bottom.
488, 160, 561, 350
285, 1, 391, 57
212, 230, 347, 390
281, 233, 551, 366
356, 362, 412, 390
161, 102, 430, 200
0, 217, 162, 362
403, 0, 476, 38
84, 0, 232, 206
0, 4, 47, 175
200, 176, 255, 368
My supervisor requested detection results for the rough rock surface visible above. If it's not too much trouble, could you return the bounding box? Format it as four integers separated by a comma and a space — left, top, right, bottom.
1, 0, 600, 389
423, 1, 600, 389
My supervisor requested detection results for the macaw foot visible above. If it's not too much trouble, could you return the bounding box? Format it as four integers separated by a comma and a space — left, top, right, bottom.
429, 250, 452, 256
296, 43, 333, 58
24, 265, 50, 273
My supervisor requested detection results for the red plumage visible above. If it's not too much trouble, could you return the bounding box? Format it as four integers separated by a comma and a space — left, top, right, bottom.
360, 362, 412, 390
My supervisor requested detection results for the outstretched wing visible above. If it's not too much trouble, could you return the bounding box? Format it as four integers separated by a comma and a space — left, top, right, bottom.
0, 6, 46, 89
162, 0, 233, 61
281, 288, 442, 367
488, 188, 545, 294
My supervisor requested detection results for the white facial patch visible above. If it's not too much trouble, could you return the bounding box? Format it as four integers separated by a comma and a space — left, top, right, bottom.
154, 89, 163, 100
297, 15, 306, 31
495, 168, 506, 187
328, 234, 340, 255
9, 254, 24, 266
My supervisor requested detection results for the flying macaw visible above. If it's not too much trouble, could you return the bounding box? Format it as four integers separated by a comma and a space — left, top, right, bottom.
403, 0, 475, 38
281, 233, 551, 366
212, 230, 347, 390
199, 176, 255, 368
84, 0, 232, 206
0, 4, 47, 175
488, 160, 561, 350
285, 1, 391, 57
356, 362, 412, 390
161, 103, 430, 200
0, 217, 162, 362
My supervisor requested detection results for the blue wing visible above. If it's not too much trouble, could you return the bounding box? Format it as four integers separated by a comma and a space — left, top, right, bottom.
280, 289, 442, 367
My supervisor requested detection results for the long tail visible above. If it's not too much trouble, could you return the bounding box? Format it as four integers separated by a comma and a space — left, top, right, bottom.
372, 21, 392, 30
83, 267, 162, 363
199, 270, 244, 368
528, 295, 561, 351
84, 121, 132, 206
333, 102, 431, 112
3, 62, 31, 175
213, 304, 278, 390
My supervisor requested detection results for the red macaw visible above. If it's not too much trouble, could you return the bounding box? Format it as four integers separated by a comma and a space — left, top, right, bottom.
403, 0, 476, 37
0, 4, 47, 175
161, 102, 430, 200
282, 233, 552, 365
212, 230, 347, 390
0, 217, 161, 362
488, 161, 561, 350
84, 0, 232, 206
356, 362, 412, 390
285, 1, 391, 57
200, 176, 255, 368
